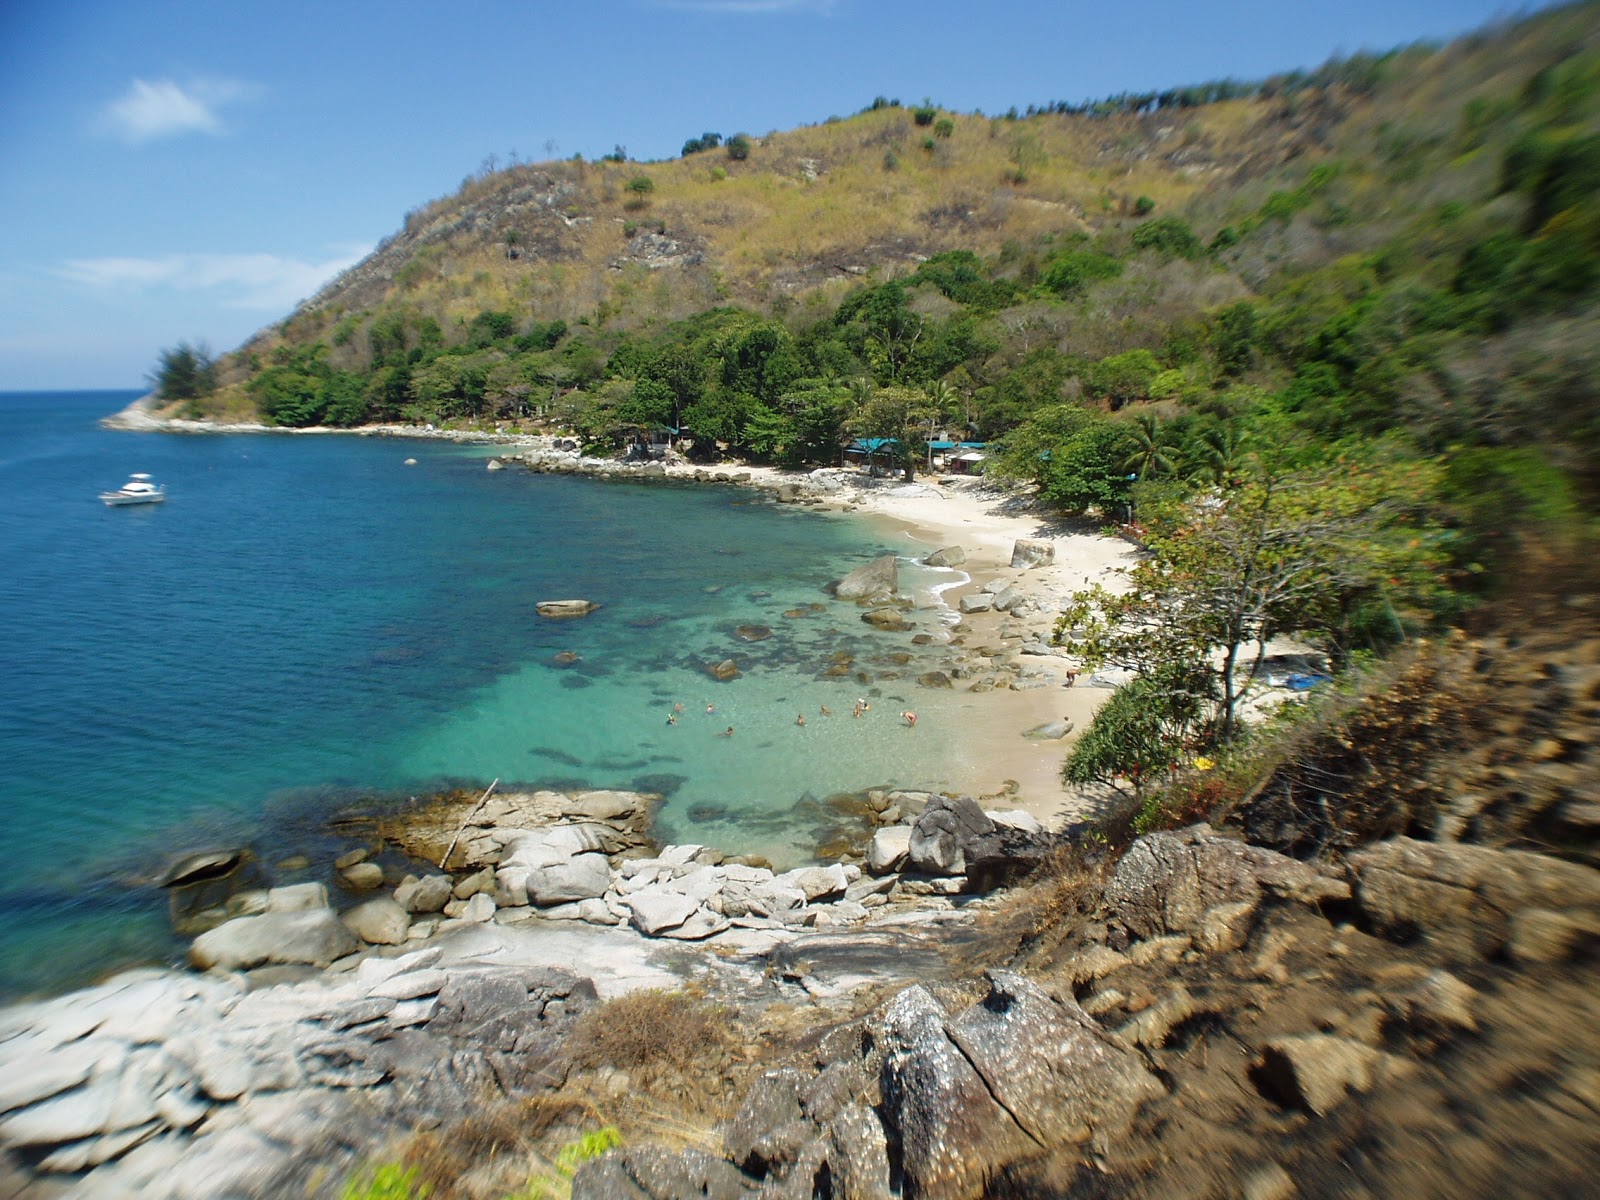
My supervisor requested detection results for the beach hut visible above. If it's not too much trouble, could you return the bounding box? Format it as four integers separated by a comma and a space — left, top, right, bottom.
948, 449, 988, 475
842, 437, 900, 474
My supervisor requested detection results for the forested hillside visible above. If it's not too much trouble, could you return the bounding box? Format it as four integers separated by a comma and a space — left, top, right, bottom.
160, 3, 1599, 590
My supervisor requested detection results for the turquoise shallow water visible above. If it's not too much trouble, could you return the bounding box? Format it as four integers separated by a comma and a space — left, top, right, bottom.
0, 391, 968, 999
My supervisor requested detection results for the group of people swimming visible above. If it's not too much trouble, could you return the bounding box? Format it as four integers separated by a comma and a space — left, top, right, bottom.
665, 697, 917, 735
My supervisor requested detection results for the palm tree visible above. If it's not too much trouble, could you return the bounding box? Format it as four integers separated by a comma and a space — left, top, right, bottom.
1121, 413, 1176, 481
1190, 420, 1252, 486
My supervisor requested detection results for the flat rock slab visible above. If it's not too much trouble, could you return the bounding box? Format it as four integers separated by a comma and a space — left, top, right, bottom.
536, 600, 599, 619
189, 911, 359, 971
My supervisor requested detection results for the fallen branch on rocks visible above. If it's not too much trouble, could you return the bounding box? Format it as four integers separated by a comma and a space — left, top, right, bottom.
439, 777, 498, 870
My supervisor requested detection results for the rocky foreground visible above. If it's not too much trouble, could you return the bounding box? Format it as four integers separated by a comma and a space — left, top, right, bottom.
0, 784, 1056, 1199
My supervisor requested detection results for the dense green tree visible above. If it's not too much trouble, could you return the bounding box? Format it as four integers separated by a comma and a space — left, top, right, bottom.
150, 341, 217, 402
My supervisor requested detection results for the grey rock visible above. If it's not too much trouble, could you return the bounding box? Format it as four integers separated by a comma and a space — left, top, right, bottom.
725, 1069, 805, 1170
845, 874, 898, 903
393, 874, 453, 914
907, 796, 995, 876
156, 849, 243, 888
189, 910, 360, 971
923, 546, 966, 568
1022, 719, 1073, 740
0, 1040, 107, 1114
340, 861, 384, 890
950, 971, 1164, 1142
835, 554, 899, 601
1350, 836, 1600, 960
957, 593, 992, 614
461, 892, 497, 923
267, 882, 330, 913
528, 853, 612, 905
991, 586, 1024, 612
572, 1145, 748, 1200
370, 968, 448, 1001
777, 864, 850, 902
453, 867, 496, 900
1106, 826, 1350, 943
877, 985, 1034, 1200
1010, 538, 1055, 568
625, 889, 699, 935
342, 898, 411, 945
658, 908, 731, 940
828, 1102, 893, 1200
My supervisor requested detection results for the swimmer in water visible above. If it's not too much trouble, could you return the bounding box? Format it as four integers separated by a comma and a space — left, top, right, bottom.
706, 703, 716, 714
820, 705, 832, 717
667, 713, 678, 726
716, 726, 734, 737
901, 710, 918, 727
796, 713, 806, 727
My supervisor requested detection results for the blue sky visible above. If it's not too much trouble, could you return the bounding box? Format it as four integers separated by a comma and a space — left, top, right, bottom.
0, 0, 1556, 390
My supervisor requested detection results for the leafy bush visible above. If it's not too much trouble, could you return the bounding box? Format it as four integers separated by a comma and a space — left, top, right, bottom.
1133, 195, 1156, 216
1131, 216, 1202, 260
913, 104, 938, 126
1040, 246, 1123, 297
625, 175, 655, 196
1063, 663, 1216, 790
934, 117, 955, 138
726, 134, 751, 161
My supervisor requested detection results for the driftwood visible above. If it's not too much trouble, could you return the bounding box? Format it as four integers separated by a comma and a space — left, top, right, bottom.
439, 778, 499, 870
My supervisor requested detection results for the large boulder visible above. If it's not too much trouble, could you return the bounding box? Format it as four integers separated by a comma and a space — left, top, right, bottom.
526, 853, 612, 906
393, 874, 452, 914
946, 971, 1164, 1143
342, 898, 410, 946
1010, 538, 1055, 569
835, 554, 899, 601
878, 985, 1036, 1200
923, 546, 966, 568
868, 827, 912, 874
1348, 836, 1600, 961
1104, 826, 1350, 943
189, 910, 359, 970
907, 797, 995, 876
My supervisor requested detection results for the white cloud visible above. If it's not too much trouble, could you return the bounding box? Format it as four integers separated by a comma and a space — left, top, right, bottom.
56, 246, 372, 311
101, 78, 254, 143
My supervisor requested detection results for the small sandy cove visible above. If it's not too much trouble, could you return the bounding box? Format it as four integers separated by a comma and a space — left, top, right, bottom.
740, 466, 1140, 829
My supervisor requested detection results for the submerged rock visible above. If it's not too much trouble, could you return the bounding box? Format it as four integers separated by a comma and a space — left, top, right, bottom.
536, 600, 600, 619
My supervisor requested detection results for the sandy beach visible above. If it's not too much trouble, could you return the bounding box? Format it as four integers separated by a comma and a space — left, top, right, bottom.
732, 464, 1145, 832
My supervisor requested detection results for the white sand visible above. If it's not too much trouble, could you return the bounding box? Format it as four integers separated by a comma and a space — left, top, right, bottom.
792, 470, 1140, 828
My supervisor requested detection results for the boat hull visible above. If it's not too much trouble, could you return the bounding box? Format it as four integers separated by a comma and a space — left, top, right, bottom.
100, 491, 166, 506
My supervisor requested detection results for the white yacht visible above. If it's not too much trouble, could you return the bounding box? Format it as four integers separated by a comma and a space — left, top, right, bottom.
100, 473, 167, 506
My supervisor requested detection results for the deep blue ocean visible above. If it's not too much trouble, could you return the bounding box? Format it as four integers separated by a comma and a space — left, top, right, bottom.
0, 391, 970, 998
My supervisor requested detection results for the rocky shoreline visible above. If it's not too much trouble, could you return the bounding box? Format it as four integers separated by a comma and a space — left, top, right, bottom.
0, 781, 1058, 1197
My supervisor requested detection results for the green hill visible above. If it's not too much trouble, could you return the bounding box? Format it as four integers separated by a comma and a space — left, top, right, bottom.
162, 3, 1599, 552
